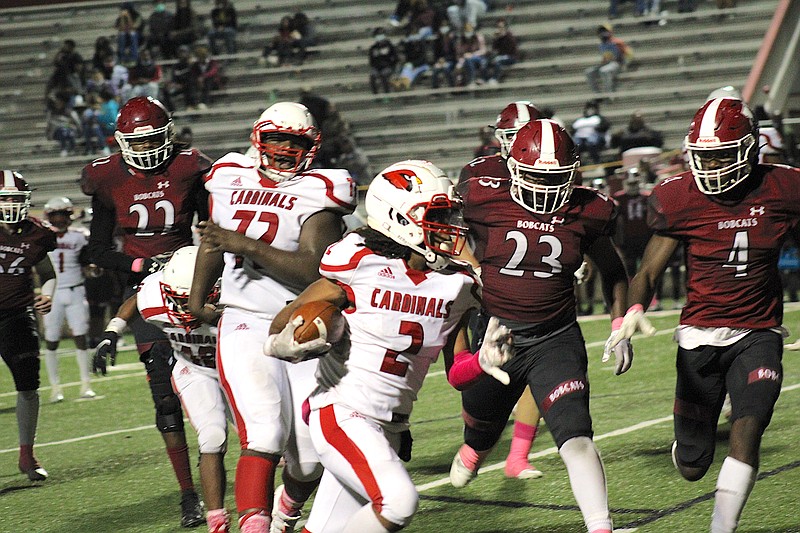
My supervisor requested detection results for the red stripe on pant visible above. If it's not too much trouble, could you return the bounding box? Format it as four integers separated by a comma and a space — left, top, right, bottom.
319, 404, 384, 513
215, 314, 249, 447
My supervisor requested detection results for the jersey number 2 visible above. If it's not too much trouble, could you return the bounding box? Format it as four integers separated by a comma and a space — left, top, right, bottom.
380, 320, 424, 377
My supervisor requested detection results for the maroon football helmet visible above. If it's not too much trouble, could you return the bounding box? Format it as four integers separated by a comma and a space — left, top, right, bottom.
506, 119, 579, 214
685, 97, 758, 195
0, 170, 31, 224
494, 101, 542, 157
115, 96, 175, 170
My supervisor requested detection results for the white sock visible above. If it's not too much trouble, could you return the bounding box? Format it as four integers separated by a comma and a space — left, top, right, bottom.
343, 504, 393, 533
75, 349, 91, 384
711, 456, 756, 533
559, 436, 613, 533
43, 350, 60, 388
17, 390, 40, 445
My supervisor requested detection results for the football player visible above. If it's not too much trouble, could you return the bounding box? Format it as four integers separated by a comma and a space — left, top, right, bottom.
0, 171, 57, 482
611, 97, 800, 532
95, 246, 231, 532
458, 100, 545, 480
264, 159, 513, 533
452, 119, 631, 533
41, 196, 95, 402
187, 102, 356, 533
81, 96, 211, 528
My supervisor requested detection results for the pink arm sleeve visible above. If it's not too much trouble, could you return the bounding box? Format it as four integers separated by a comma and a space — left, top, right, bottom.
447, 349, 484, 390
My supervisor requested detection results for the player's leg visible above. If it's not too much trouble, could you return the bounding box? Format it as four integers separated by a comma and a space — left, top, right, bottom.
42, 290, 66, 402
66, 286, 93, 397
504, 385, 543, 479
1, 308, 48, 481
530, 325, 611, 533
308, 404, 417, 532
711, 332, 782, 533
172, 358, 230, 530
273, 359, 325, 533
672, 344, 727, 482
303, 469, 365, 533
217, 309, 291, 532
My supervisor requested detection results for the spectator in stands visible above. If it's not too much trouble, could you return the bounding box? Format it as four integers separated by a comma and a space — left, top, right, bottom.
406, 0, 437, 39
97, 86, 120, 138
472, 125, 500, 157
447, 0, 488, 32
585, 24, 627, 94
124, 48, 163, 101
176, 126, 194, 144
455, 24, 487, 88
299, 87, 335, 128
162, 45, 198, 110
85, 67, 115, 101
292, 11, 318, 50
483, 17, 517, 85
608, 0, 648, 18
46, 39, 85, 97
192, 44, 225, 109
571, 99, 611, 164
394, 33, 431, 90
79, 94, 111, 156
610, 110, 664, 158
145, 0, 175, 58
207, 0, 238, 55
91, 36, 116, 79
332, 135, 373, 186
368, 27, 399, 94
115, 2, 144, 66
101, 53, 130, 98
262, 15, 305, 67
169, 0, 202, 55
46, 92, 82, 157
430, 23, 458, 89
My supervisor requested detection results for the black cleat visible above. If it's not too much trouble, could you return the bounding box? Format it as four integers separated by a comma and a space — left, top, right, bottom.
180, 490, 206, 528
20, 464, 48, 482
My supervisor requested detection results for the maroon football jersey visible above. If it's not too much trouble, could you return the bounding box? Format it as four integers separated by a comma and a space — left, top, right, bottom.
81, 149, 212, 258
458, 168, 617, 323
0, 218, 57, 310
649, 165, 800, 329
613, 189, 651, 247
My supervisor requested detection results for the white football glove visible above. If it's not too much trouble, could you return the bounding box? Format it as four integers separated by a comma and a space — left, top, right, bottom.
478, 317, 515, 385
785, 338, 800, 351
609, 304, 657, 349
263, 316, 331, 363
603, 330, 633, 375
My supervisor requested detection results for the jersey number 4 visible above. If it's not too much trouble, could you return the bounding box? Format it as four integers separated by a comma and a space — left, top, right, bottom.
500, 230, 563, 278
723, 230, 749, 277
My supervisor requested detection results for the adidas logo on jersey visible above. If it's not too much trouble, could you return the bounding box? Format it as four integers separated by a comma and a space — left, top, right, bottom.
231, 177, 242, 187
378, 267, 395, 279
180, 366, 191, 375
235, 323, 249, 331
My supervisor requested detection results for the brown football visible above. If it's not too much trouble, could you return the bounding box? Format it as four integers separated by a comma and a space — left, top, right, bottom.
290, 301, 345, 344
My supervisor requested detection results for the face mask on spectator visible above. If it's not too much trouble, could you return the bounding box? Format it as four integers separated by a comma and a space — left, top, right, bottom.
154, 2, 166, 12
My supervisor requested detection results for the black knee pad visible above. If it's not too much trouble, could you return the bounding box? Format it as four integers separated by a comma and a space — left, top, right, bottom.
155, 393, 185, 433
674, 439, 712, 481
144, 345, 184, 434
463, 411, 506, 451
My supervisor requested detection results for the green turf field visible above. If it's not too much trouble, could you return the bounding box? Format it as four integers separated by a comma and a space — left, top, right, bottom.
2, 305, 799, 533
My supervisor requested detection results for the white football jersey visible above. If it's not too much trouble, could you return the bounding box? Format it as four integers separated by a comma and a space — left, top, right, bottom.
48, 228, 88, 289
137, 271, 218, 369
309, 232, 480, 422
205, 152, 357, 315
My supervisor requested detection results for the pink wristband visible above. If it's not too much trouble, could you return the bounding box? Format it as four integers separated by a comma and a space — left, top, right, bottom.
447, 349, 484, 390
131, 258, 144, 272
627, 303, 645, 314
611, 316, 624, 331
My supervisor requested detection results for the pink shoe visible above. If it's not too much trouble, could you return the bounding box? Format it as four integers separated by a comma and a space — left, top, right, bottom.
207, 509, 230, 533
239, 511, 269, 533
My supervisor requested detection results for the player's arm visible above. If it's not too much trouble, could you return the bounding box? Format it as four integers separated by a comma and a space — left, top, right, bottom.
268, 277, 347, 335
446, 312, 514, 389
586, 235, 628, 321
187, 240, 225, 325
84, 197, 135, 271
33, 255, 56, 314
92, 292, 139, 375
197, 209, 344, 292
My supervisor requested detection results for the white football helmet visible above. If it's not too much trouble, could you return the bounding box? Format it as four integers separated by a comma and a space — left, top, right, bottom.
0, 170, 32, 224
160, 246, 219, 330
250, 102, 321, 182
44, 196, 74, 215
365, 160, 468, 270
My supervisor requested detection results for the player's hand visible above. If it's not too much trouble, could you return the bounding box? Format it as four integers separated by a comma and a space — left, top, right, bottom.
263, 316, 331, 363
609, 304, 656, 348
785, 338, 800, 351
603, 330, 633, 375
142, 252, 174, 275
33, 295, 52, 314
196, 220, 251, 255
195, 303, 222, 326
93, 331, 119, 375
478, 317, 515, 385
574, 261, 589, 285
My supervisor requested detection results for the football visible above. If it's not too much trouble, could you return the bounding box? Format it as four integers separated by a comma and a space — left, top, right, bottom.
290, 300, 345, 344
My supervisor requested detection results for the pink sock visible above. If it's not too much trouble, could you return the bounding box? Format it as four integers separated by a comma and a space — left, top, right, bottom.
505, 422, 538, 476
458, 444, 491, 472
277, 488, 302, 517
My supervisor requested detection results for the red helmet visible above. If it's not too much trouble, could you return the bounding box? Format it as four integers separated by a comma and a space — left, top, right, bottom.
250, 102, 321, 182
506, 119, 579, 214
115, 96, 175, 170
0, 170, 31, 224
685, 97, 758, 195
494, 101, 542, 157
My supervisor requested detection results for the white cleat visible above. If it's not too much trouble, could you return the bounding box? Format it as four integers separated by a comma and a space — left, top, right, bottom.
270, 485, 301, 533
79, 385, 97, 399
449, 452, 478, 488
50, 387, 64, 403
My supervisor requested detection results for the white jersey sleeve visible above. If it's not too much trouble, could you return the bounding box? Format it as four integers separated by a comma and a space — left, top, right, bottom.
204, 153, 357, 316
137, 272, 219, 369
310, 232, 479, 423
49, 228, 88, 289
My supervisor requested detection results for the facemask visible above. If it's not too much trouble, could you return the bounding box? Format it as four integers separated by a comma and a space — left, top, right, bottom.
155, 3, 166, 12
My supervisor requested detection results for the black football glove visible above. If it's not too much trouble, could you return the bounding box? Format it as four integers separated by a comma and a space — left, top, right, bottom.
398, 429, 413, 462
142, 251, 174, 275
93, 331, 119, 376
